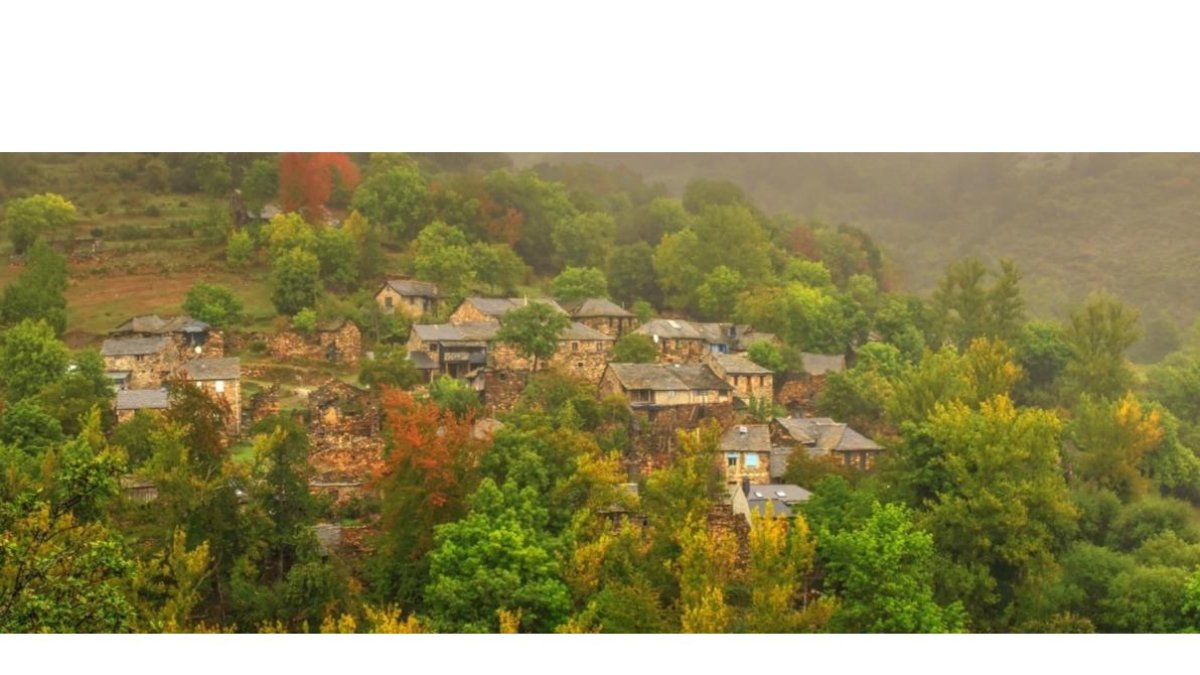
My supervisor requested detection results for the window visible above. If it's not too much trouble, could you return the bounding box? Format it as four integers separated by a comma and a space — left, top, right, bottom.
214, 380, 225, 393
385, 296, 393, 308
745, 453, 759, 468
726, 453, 738, 467
596, 341, 604, 353
572, 341, 579, 352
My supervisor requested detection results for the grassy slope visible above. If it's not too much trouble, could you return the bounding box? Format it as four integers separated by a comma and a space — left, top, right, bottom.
513, 153, 1200, 327
1, 153, 275, 345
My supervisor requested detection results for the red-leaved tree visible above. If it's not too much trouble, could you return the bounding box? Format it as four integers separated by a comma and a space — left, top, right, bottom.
278, 153, 361, 218
368, 388, 486, 607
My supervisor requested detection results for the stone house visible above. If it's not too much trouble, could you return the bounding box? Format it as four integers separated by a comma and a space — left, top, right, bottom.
705, 352, 774, 402
730, 480, 812, 522
406, 322, 497, 381
111, 314, 223, 359
633, 319, 711, 363
487, 321, 615, 382
448, 296, 566, 325
719, 424, 772, 485
599, 362, 735, 468
772, 416, 883, 470
102, 335, 177, 389
375, 279, 440, 319
115, 388, 170, 423
560, 298, 638, 337
307, 379, 381, 440
178, 357, 242, 434
269, 319, 363, 366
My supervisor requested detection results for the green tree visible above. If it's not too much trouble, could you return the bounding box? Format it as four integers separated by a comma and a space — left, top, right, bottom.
411, 221, 476, 301
822, 502, 964, 632
496, 301, 571, 371
746, 340, 785, 372
1069, 393, 1162, 500
696, 266, 745, 322
0, 239, 69, 335
262, 212, 316, 260
606, 242, 660, 306
483, 169, 578, 274
551, 266, 608, 302
428, 374, 481, 419
895, 396, 1077, 630
315, 226, 360, 290
351, 164, 430, 239
358, 347, 422, 390
930, 258, 1025, 348
183, 282, 243, 327
735, 282, 852, 354
0, 318, 69, 402
1062, 292, 1140, 402
0, 398, 64, 454
424, 478, 571, 632
195, 153, 232, 197
291, 307, 317, 334
34, 348, 115, 436
471, 242, 528, 295
612, 333, 658, 363
552, 211, 615, 269
241, 158, 279, 213
681, 178, 750, 213
270, 248, 323, 315
3, 193, 76, 254
225, 230, 255, 268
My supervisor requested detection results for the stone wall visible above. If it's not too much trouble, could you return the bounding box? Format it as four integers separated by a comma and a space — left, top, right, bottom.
104, 350, 179, 389
483, 368, 527, 417
627, 401, 736, 473
269, 322, 362, 366
377, 286, 435, 319
654, 338, 709, 364
448, 301, 493, 325
777, 374, 826, 415
577, 315, 638, 338
488, 339, 612, 384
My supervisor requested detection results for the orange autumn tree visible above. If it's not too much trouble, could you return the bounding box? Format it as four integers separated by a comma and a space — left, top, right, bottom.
278, 153, 361, 219
366, 388, 487, 610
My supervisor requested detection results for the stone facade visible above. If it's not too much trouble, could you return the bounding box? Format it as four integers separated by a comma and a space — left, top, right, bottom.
269, 320, 363, 366
102, 336, 180, 389
482, 368, 528, 417
376, 280, 439, 319
705, 352, 775, 402
562, 298, 639, 338
448, 297, 566, 325
306, 380, 385, 497
719, 424, 772, 485
178, 357, 242, 435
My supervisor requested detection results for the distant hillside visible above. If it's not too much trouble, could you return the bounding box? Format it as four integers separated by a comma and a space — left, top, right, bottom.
513, 153, 1200, 328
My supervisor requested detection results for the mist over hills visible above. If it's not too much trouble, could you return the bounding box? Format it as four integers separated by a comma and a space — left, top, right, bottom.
514, 153, 1200, 329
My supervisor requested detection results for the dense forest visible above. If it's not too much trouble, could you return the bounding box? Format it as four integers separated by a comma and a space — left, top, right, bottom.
516, 153, 1200, 356
3, 152, 1200, 633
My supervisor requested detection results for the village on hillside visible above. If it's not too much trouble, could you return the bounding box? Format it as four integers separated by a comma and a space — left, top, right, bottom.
103, 275, 883, 553
5, 152, 1198, 636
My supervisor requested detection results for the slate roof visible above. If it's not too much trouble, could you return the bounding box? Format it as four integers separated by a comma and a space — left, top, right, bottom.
635, 318, 707, 341
694, 322, 735, 346
112, 314, 209, 335
606, 363, 731, 392
714, 352, 772, 375
561, 321, 615, 341
101, 335, 170, 357
463, 297, 566, 319
719, 424, 772, 453
383, 279, 440, 298
116, 388, 170, 411
773, 417, 817, 444
560, 297, 634, 319
180, 357, 240, 381
413, 322, 499, 344
801, 353, 847, 375
777, 417, 882, 452
746, 483, 812, 518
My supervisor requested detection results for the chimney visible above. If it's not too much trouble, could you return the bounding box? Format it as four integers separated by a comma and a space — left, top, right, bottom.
741, 476, 750, 497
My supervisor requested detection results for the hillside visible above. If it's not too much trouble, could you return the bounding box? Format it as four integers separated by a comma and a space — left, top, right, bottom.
513, 153, 1200, 327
